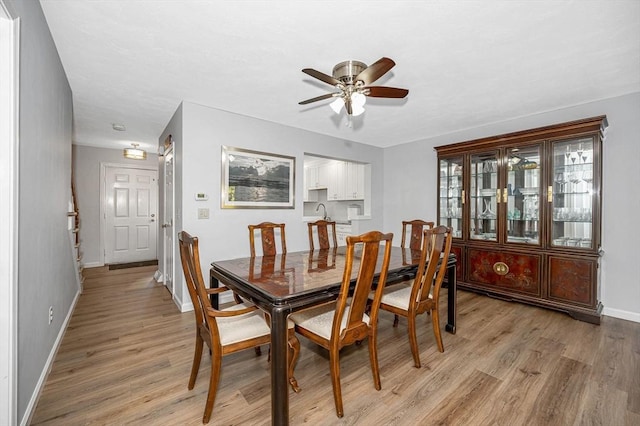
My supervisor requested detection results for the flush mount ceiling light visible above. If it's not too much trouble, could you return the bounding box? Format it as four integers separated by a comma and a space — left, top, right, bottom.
123, 143, 146, 160
112, 123, 126, 131
299, 57, 408, 117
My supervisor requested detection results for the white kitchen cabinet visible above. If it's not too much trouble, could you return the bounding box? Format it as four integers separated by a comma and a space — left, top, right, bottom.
336, 224, 352, 246
305, 164, 330, 190
344, 163, 365, 200
304, 165, 329, 201
304, 166, 316, 190
326, 161, 346, 201
327, 161, 364, 201
317, 164, 330, 189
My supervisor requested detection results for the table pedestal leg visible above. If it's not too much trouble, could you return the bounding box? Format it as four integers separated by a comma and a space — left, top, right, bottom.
270, 305, 290, 425
445, 264, 457, 334
209, 269, 219, 309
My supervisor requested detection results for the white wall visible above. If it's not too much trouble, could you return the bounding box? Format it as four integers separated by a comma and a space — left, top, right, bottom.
160, 101, 385, 310
384, 92, 640, 322
8, 0, 76, 422
73, 145, 158, 266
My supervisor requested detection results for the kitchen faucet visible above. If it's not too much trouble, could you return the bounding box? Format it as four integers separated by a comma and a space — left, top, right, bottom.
316, 203, 327, 220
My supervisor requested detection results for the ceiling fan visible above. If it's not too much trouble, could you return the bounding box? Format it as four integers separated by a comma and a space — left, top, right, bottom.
299, 57, 409, 116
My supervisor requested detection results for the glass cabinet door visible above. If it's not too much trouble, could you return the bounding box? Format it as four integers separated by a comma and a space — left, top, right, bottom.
505, 145, 541, 244
438, 156, 463, 238
469, 152, 498, 242
551, 137, 595, 249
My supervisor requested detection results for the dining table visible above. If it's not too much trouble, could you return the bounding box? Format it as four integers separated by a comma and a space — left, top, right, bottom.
209, 246, 457, 425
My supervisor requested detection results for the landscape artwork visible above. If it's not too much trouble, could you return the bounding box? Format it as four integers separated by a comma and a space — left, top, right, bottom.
221, 146, 295, 209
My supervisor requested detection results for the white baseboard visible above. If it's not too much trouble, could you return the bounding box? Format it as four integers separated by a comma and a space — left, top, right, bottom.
603, 307, 640, 323
174, 290, 233, 313
21, 288, 81, 426
82, 261, 102, 268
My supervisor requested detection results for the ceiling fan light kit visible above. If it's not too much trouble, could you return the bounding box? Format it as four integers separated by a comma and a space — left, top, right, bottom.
299, 57, 408, 118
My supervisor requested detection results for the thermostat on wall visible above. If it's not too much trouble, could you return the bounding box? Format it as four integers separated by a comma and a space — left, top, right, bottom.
195, 193, 209, 201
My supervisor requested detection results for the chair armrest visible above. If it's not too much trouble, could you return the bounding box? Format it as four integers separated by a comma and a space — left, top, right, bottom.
206, 305, 258, 318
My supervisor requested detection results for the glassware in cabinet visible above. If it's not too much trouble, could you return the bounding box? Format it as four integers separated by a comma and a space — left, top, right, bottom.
438, 156, 463, 238
469, 152, 498, 242
505, 145, 541, 245
550, 137, 595, 249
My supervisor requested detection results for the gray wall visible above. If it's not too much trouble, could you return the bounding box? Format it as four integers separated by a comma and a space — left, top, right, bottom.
160, 101, 385, 310
9, 0, 76, 422
73, 145, 158, 266
384, 92, 640, 321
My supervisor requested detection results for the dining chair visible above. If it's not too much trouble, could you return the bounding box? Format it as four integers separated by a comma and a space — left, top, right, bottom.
178, 231, 300, 423
401, 219, 435, 250
395, 220, 436, 324
248, 222, 287, 256
375, 226, 452, 368
307, 219, 338, 250
290, 230, 394, 418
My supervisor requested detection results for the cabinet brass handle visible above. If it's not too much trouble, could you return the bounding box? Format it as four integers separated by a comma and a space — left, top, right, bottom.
547, 186, 553, 202
503, 188, 508, 203
496, 188, 501, 203
462, 189, 465, 204
493, 262, 509, 276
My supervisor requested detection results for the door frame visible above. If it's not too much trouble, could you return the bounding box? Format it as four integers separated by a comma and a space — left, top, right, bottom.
0, 2, 18, 423
162, 145, 175, 295
99, 162, 158, 265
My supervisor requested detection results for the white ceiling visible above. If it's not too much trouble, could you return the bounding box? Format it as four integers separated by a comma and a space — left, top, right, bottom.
39, 1, 639, 153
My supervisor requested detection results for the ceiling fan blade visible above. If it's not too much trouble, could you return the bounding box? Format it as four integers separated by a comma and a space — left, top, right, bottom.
355, 57, 396, 85
298, 93, 340, 105
302, 68, 342, 86
365, 86, 409, 98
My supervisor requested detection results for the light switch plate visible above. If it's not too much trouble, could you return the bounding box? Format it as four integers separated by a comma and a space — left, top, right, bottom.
197, 208, 209, 219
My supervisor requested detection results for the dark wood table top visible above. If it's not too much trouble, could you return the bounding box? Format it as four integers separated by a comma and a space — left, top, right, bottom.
210, 247, 455, 308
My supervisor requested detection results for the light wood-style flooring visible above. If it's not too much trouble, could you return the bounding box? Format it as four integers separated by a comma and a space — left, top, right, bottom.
31, 265, 640, 425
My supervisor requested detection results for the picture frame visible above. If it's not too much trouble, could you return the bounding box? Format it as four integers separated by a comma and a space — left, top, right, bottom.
221, 146, 295, 209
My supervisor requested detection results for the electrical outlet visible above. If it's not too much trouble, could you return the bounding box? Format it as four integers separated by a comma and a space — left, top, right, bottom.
48, 306, 53, 325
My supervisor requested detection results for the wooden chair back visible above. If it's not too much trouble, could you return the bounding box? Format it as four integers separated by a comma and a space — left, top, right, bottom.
178, 231, 218, 348
307, 219, 338, 250
412, 226, 453, 314
340, 231, 394, 347
377, 225, 452, 368
401, 219, 434, 251
291, 230, 394, 417
248, 222, 287, 256
179, 230, 283, 422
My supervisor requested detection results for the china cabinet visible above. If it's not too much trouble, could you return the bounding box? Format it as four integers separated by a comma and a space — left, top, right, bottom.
436, 116, 607, 324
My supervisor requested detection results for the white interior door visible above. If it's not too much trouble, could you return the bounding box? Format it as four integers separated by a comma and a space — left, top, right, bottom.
104, 166, 158, 264
162, 148, 175, 294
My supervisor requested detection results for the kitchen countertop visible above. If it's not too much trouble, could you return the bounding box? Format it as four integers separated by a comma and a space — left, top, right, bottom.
302, 216, 371, 224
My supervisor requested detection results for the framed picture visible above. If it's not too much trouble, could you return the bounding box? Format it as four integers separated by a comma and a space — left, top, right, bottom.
221, 146, 295, 209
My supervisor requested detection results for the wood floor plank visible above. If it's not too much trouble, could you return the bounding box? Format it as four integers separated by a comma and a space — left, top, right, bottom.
526, 356, 591, 425
30, 266, 640, 425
